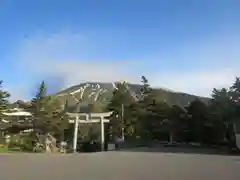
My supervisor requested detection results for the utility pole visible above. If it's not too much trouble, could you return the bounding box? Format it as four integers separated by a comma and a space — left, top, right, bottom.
17, 103, 19, 123
121, 103, 124, 141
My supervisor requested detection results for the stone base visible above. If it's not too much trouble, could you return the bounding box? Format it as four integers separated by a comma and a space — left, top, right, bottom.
107, 143, 116, 151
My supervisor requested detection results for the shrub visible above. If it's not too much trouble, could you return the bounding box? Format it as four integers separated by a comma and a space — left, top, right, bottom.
0, 144, 5, 148
20, 136, 35, 152
79, 141, 101, 152
8, 141, 22, 151
8, 136, 35, 152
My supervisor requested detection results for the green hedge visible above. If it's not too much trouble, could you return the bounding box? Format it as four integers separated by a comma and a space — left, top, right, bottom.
8, 136, 35, 152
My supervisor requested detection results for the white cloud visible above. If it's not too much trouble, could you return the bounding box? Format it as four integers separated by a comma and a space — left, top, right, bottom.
9, 30, 240, 99
3, 83, 26, 102
150, 68, 238, 97
13, 31, 141, 94
149, 32, 240, 97
35, 60, 140, 89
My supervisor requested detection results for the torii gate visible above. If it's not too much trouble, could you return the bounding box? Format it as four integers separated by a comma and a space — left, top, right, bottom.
66, 112, 113, 152
63, 88, 113, 152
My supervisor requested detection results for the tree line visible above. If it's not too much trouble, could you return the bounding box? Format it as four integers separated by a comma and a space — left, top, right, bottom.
107, 76, 240, 148
0, 76, 240, 150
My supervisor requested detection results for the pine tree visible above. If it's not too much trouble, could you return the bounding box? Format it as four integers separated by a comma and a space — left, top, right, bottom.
45, 97, 69, 139
229, 77, 240, 139
210, 81, 240, 146
166, 105, 186, 143
0, 80, 10, 117
187, 99, 209, 143
138, 76, 168, 140
107, 82, 135, 139
230, 77, 240, 104
28, 81, 47, 133
210, 88, 233, 121
28, 81, 66, 135
143, 100, 170, 140
140, 76, 152, 100
229, 77, 240, 117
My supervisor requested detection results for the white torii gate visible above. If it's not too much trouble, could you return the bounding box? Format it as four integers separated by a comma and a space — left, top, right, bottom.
66, 112, 113, 152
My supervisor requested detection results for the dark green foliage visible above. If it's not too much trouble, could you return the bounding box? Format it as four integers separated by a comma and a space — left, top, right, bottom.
230, 77, 240, 103
116, 76, 240, 147
78, 141, 101, 152
165, 105, 186, 142
8, 135, 35, 152
28, 81, 49, 133
136, 76, 170, 140
187, 99, 208, 119
107, 82, 135, 139
28, 81, 69, 138
230, 77, 240, 118
0, 80, 10, 117
186, 99, 209, 143
143, 101, 170, 140
140, 76, 151, 99
4, 76, 240, 151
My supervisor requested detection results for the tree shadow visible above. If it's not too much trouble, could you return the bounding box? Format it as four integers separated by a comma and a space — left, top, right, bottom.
114, 144, 240, 156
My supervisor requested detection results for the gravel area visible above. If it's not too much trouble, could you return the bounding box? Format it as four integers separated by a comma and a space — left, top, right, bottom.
0, 148, 240, 180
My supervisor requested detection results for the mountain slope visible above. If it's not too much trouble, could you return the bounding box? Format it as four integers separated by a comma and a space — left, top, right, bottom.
55, 82, 210, 112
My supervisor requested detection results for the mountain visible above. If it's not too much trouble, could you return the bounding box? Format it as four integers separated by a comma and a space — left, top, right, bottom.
9, 100, 32, 109
54, 82, 210, 112
9, 82, 210, 113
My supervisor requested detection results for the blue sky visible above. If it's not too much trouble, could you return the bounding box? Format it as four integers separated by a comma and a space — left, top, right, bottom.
0, 0, 240, 100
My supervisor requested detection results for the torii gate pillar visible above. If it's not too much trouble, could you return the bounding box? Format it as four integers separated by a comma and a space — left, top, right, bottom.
73, 116, 79, 153
100, 116, 105, 151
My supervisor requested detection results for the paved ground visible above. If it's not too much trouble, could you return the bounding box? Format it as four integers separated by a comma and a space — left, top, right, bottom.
0, 148, 240, 180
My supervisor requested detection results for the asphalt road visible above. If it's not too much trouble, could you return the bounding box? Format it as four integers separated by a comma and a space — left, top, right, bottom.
0, 148, 240, 180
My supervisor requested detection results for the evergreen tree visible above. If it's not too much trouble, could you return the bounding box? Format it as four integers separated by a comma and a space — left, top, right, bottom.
208, 88, 232, 143
124, 102, 141, 137
138, 76, 168, 140
230, 77, 240, 104
210, 80, 240, 146
230, 77, 240, 117
140, 76, 150, 95
187, 99, 208, 143
166, 105, 186, 142
0, 80, 10, 117
56, 100, 70, 141
107, 82, 135, 139
143, 101, 170, 140
28, 81, 67, 136
229, 77, 240, 136
140, 75, 153, 102
210, 88, 233, 122
28, 81, 48, 133
45, 96, 69, 135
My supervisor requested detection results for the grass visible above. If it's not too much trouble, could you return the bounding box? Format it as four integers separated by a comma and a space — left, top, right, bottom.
0, 147, 9, 153
0, 147, 26, 153
0, 145, 22, 153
